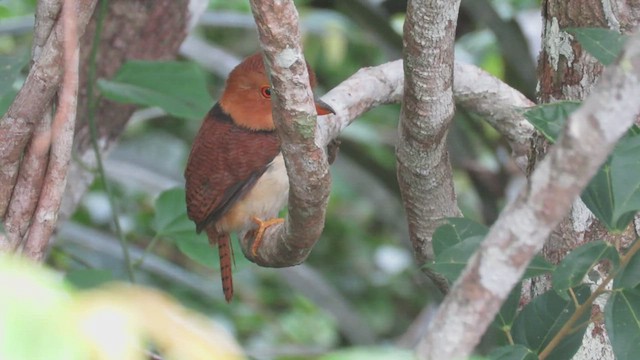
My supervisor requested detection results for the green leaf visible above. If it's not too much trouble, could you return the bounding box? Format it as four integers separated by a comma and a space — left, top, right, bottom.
523, 102, 581, 142
525, 256, 555, 279
318, 346, 416, 360
567, 28, 626, 66
64, 269, 113, 290
98, 61, 211, 120
605, 288, 640, 360
553, 241, 619, 298
175, 234, 219, 269
427, 235, 484, 283
152, 188, 195, 236
614, 244, 640, 289
512, 285, 590, 360
432, 218, 488, 256
487, 345, 537, 360
0, 51, 27, 97
582, 128, 640, 231
494, 283, 523, 334
430, 232, 552, 284
610, 134, 640, 223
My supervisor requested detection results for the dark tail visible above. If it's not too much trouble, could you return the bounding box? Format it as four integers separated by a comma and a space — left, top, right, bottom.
206, 228, 234, 302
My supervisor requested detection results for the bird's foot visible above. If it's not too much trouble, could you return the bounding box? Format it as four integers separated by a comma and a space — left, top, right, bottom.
250, 217, 285, 257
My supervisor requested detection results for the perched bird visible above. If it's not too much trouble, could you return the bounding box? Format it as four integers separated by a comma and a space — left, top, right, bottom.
184, 53, 334, 302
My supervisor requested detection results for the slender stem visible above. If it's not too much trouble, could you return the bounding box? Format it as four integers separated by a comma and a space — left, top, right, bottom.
568, 288, 579, 308
539, 238, 640, 359
504, 328, 514, 345
86, 0, 135, 283
133, 235, 160, 268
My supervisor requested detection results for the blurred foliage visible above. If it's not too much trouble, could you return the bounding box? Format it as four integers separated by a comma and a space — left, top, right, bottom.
0, 0, 578, 359
0, 255, 244, 360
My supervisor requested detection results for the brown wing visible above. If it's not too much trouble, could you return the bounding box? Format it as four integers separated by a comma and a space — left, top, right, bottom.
184, 103, 281, 233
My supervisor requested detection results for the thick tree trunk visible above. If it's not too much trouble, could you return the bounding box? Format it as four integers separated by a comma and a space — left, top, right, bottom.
534, 1, 640, 358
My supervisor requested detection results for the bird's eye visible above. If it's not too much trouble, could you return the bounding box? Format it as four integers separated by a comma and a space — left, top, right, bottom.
260, 86, 271, 98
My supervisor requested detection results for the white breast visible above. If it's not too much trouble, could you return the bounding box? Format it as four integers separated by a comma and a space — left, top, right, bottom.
217, 154, 289, 233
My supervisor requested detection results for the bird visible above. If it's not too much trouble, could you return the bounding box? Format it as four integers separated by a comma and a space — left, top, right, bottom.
184, 53, 334, 302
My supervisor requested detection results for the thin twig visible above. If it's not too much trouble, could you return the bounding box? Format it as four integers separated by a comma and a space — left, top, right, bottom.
85, 0, 135, 283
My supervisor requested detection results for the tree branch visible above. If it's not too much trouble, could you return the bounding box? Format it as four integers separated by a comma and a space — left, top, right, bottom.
396, 0, 462, 293
228, 50, 535, 265
453, 62, 535, 172
417, 29, 640, 360
0, 0, 97, 222
246, 0, 331, 266
21, 0, 80, 260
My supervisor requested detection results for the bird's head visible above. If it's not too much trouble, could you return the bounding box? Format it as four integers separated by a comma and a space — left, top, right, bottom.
219, 53, 334, 131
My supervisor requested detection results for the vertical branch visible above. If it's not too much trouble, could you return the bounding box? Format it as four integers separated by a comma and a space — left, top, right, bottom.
416, 31, 640, 360
396, 0, 462, 291
245, 0, 331, 266
23, 0, 80, 260
0, 0, 97, 227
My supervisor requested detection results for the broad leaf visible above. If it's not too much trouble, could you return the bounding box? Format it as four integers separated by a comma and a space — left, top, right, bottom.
427, 235, 484, 283
523, 102, 581, 142
429, 234, 552, 283
610, 134, 640, 223
175, 234, 219, 269
553, 241, 619, 298
64, 269, 113, 289
152, 188, 195, 237
605, 288, 640, 360
512, 285, 590, 360
525, 256, 555, 279
487, 345, 537, 360
582, 128, 640, 231
613, 244, 640, 289
98, 61, 211, 120
318, 346, 416, 360
493, 283, 522, 335
567, 28, 626, 65
432, 218, 488, 256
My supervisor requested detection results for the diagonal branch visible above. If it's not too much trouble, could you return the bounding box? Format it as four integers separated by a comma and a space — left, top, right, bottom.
417, 29, 640, 360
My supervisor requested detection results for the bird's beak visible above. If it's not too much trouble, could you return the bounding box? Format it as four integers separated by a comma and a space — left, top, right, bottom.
315, 99, 336, 116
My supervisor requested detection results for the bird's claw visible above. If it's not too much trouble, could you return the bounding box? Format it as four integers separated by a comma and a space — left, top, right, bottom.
250, 217, 285, 257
